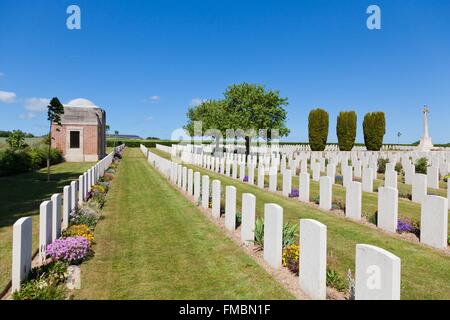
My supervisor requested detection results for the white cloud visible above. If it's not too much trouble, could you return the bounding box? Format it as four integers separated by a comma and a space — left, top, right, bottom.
149, 95, 160, 101
145, 116, 153, 121
0, 90, 16, 103
0, 72, 4, 78
190, 98, 207, 106
25, 97, 50, 112
19, 112, 37, 120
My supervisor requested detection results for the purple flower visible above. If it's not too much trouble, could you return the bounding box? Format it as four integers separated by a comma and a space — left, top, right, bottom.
243, 176, 249, 182
397, 219, 414, 233
289, 188, 299, 198
47, 236, 90, 264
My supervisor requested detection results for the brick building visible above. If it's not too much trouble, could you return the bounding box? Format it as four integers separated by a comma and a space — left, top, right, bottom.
51, 98, 106, 162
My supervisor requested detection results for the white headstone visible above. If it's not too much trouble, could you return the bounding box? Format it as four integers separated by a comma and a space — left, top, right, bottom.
248, 163, 255, 185
312, 162, 321, 182
70, 180, 77, 212
239, 162, 246, 181
51, 194, 62, 241
362, 167, 374, 193
241, 193, 256, 244
420, 195, 448, 249
263, 203, 283, 269
225, 186, 237, 231
201, 175, 210, 209
257, 165, 265, 189
182, 167, 187, 191
282, 169, 292, 197
299, 173, 310, 203
269, 166, 277, 192
232, 161, 238, 179
326, 164, 336, 184
355, 244, 401, 300
62, 186, 71, 230
319, 176, 332, 210
299, 219, 327, 300
39, 200, 53, 263
12, 217, 32, 292
188, 169, 193, 195
211, 180, 221, 218
193, 172, 201, 202
78, 175, 84, 203
377, 187, 398, 233
385, 170, 398, 190
346, 181, 362, 220
427, 166, 439, 189
412, 174, 427, 204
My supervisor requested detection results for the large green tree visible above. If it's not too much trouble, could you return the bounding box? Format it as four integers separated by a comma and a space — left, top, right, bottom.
308, 108, 329, 151
47, 97, 64, 181
363, 112, 386, 151
185, 83, 290, 155
336, 111, 357, 151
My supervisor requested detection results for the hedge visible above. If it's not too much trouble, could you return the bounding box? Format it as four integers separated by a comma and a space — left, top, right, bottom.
363, 112, 386, 151
0, 146, 63, 176
336, 111, 357, 151
106, 139, 179, 148
308, 108, 329, 151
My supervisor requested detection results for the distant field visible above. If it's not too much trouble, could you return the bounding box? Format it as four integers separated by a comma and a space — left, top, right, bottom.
0, 137, 44, 149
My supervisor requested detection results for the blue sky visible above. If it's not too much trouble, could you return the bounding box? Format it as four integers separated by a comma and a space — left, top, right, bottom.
0, 0, 449, 143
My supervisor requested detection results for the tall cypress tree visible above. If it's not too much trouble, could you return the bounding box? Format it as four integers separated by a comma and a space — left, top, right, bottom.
336, 111, 357, 151
363, 112, 386, 151
308, 108, 329, 151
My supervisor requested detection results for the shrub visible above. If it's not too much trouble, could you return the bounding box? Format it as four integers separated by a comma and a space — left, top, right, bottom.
282, 245, 300, 275
332, 200, 346, 211
91, 184, 108, 194
308, 108, 329, 151
69, 206, 100, 230
326, 268, 347, 292
397, 217, 420, 237
282, 222, 298, 248
46, 236, 90, 264
63, 224, 94, 244
363, 112, 386, 151
415, 157, 429, 174
235, 212, 242, 227
0, 146, 63, 176
12, 261, 68, 300
254, 218, 265, 247
395, 162, 403, 174
12, 279, 68, 300
336, 111, 357, 151
289, 188, 299, 198
312, 195, 320, 205
89, 192, 106, 209
243, 176, 248, 182
377, 158, 389, 174
0, 149, 31, 174
6, 130, 28, 149
443, 175, 449, 183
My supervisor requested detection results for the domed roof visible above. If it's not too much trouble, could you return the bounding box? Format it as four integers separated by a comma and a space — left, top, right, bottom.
65, 98, 99, 108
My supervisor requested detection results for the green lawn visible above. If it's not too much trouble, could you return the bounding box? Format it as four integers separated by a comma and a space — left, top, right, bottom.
74, 148, 293, 299
150, 148, 450, 300
0, 161, 95, 290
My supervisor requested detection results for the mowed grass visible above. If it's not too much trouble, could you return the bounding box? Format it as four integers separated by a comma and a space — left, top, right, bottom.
150, 148, 450, 300
74, 148, 293, 300
0, 161, 95, 290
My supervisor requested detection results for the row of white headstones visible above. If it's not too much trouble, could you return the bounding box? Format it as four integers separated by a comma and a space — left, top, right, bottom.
172, 145, 450, 250
10, 145, 125, 294
144, 144, 403, 300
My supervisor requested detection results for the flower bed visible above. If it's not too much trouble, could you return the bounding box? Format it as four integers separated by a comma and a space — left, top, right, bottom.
13, 147, 125, 300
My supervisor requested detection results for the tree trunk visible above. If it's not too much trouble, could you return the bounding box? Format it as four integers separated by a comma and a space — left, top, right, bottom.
47, 121, 51, 182
245, 136, 251, 156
